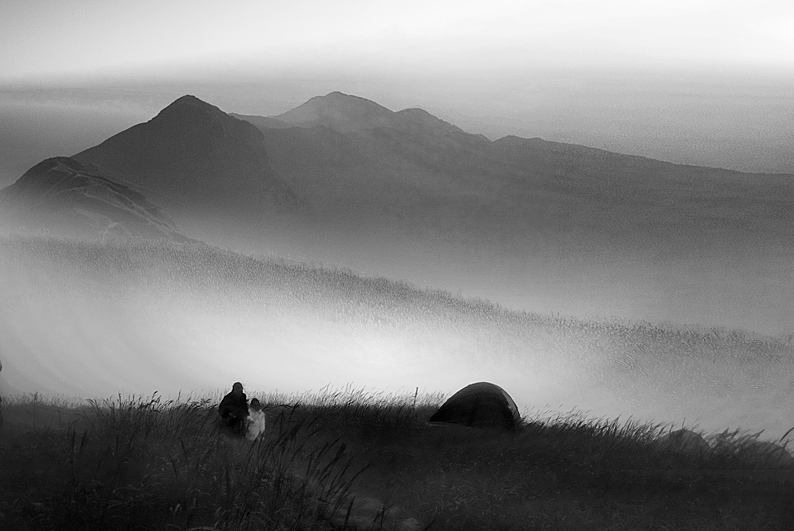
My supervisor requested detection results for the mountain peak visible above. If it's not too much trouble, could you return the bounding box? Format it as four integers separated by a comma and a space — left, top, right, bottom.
159, 94, 204, 108
273, 92, 394, 132
325, 90, 355, 99
0, 157, 189, 242
10, 157, 133, 199
318, 91, 388, 108
73, 96, 295, 214
172, 94, 204, 104
16, 157, 119, 189
270, 92, 472, 138
154, 94, 229, 122
22, 156, 85, 178
118, 93, 270, 154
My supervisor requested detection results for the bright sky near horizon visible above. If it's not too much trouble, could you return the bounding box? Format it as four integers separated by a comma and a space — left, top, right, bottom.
2, 0, 793, 83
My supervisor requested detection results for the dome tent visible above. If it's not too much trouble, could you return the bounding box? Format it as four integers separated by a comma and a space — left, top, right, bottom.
428, 382, 520, 429
656, 428, 710, 454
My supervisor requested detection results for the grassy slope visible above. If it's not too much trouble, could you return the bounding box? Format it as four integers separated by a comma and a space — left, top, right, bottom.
1, 392, 793, 530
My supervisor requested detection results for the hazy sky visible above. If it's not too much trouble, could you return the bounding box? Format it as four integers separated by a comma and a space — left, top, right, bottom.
2, 0, 793, 83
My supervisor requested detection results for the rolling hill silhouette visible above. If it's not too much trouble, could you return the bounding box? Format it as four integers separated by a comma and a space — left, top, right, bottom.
0, 157, 189, 242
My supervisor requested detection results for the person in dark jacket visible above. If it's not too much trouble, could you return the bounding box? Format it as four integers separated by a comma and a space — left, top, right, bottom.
218, 382, 248, 437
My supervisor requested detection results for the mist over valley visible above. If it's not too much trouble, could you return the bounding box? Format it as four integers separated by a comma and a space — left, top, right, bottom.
2, 236, 793, 442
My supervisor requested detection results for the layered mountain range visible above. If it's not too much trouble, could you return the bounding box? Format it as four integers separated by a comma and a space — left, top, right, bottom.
2, 91, 793, 331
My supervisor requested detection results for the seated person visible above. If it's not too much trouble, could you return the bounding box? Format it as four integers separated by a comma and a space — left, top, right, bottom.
218, 382, 249, 437
246, 398, 266, 441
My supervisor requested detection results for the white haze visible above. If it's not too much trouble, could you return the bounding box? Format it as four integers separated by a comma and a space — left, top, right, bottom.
0, 240, 558, 410
1, 238, 793, 442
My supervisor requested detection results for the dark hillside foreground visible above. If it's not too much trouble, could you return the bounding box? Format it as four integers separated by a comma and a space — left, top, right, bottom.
1, 236, 793, 442
1, 391, 793, 530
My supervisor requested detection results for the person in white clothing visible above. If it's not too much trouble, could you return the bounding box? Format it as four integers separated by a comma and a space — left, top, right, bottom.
246, 398, 266, 441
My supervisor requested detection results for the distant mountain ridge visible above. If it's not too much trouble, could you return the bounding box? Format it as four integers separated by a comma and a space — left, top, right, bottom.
4, 92, 792, 256
0, 157, 189, 241
241, 93, 794, 247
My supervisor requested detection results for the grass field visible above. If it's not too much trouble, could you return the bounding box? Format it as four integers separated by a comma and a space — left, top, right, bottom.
1, 390, 793, 530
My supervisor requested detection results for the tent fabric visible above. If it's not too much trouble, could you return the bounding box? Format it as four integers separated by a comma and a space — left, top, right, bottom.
428, 382, 520, 429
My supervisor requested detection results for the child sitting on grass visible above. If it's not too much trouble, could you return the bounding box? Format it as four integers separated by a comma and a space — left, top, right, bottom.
246, 398, 266, 441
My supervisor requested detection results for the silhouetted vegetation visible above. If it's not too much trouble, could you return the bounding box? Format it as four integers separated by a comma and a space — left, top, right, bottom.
2, 391, 793, 530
